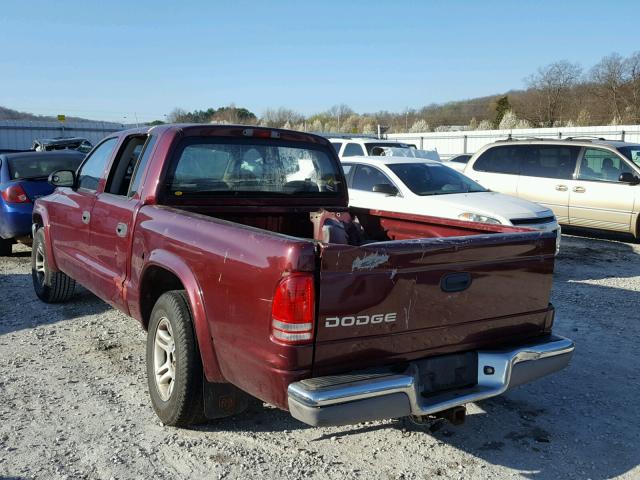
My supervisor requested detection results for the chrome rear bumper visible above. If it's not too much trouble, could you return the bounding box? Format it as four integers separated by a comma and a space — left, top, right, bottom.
288, 335, 574, 427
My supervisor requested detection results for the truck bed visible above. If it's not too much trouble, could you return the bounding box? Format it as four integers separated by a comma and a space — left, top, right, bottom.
136, 203, 556, 408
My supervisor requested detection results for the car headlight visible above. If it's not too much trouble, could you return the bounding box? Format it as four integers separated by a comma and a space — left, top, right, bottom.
458, 212, 502, 225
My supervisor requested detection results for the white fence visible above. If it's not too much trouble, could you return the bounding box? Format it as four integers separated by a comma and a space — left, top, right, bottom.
389, 125, 640, 158
0, 120, 132, 150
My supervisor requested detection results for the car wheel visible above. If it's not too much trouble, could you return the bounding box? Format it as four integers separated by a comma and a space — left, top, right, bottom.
146, 290, 206, 426
31, 228, 76, 303
0, 238, 12, 256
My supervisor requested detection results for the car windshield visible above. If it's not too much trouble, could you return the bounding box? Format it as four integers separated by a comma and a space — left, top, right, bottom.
617, 146, 640, 168
388, 162, 487, 196
166, 139, 344, 197
366, 143, 413, 155
7, 154, 84, 180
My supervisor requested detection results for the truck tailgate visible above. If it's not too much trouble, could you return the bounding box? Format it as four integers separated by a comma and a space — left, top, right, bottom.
314, 231, 556, 376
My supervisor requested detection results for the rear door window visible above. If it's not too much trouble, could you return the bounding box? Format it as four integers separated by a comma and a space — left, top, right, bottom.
519, 146, 579, 179
472, 145, 523, 174
342, 143, 365, 157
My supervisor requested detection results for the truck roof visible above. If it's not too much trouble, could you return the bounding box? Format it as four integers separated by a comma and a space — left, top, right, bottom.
118, 124, 333, 147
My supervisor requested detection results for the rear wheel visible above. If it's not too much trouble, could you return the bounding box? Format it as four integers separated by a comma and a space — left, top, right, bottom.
0, 238, 12, 256
31, 228, 76, 303
146, 290, 206, 426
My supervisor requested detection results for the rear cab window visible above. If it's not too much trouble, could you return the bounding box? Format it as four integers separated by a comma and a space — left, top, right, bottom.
162, 138, 345, 201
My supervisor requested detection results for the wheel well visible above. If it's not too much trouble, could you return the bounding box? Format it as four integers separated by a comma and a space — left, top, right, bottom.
139, 266, 185, 330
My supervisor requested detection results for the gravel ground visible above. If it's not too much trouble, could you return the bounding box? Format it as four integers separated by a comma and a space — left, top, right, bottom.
1, 234, 639, 480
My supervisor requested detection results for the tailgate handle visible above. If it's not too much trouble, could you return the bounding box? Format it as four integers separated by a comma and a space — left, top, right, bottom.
441, 272, 472, 293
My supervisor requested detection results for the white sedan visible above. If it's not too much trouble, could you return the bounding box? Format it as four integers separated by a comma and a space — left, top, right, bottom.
341, 156, 560, 235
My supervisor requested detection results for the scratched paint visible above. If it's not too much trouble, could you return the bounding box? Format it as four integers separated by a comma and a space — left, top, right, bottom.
351, 253, 390, 271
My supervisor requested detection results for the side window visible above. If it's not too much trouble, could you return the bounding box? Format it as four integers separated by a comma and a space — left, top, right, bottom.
128, 136, 157, 197
105, 135, 150, 196
519, 146, 579, 179
341, 163, 354, 186
330, 142, 343, 154
352, 165, 392, 192
578, 148, 633, 182
342, 143, 365, 157
77, 138, 118, 191
473, 146, 522, 174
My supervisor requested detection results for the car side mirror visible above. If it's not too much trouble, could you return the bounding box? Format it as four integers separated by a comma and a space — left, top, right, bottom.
49, 169, 76, 188
619, 172, 640, 185
372, 183, 398, 196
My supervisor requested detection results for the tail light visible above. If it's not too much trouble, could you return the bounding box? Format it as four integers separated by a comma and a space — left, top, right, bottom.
271, 273, 315, 345
1, 184, 30, 204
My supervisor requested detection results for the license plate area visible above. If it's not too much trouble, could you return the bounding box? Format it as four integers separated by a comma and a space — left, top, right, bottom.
417, 352, 478, 397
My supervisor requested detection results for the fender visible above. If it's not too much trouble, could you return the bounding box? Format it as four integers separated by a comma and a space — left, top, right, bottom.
32, 203, 59, 272
141, 249, 225, 382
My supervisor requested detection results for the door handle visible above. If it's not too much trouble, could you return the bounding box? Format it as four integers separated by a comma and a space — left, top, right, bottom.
441, 272, 472, 293
555, 184, 568, 191
116, 223, 128, 238
573, 186, 586, 193
81, 211, 90, 224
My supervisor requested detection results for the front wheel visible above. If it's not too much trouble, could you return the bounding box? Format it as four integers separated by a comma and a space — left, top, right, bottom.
146, 290, 206, 426
31, 228, 75, 303
0, 238, 12, 256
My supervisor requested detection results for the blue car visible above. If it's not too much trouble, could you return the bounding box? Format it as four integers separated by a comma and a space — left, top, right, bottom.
0, 150, 85, 255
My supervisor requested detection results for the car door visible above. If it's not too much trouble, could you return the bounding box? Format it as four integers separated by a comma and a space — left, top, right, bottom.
569, 147, 637, 232
467, 145, 522, 196
349, 164, 402, 212
47, 137, 119, 286
515, 145, 580, 225
87, 134, 156, 310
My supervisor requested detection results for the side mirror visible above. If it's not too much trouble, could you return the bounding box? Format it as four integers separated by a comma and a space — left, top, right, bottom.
372, 183, 398, 196
49, 169, 76, 188
619, 172, 640, 185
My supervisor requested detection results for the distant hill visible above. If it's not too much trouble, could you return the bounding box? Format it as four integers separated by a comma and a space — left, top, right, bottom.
0, 105, 97, 123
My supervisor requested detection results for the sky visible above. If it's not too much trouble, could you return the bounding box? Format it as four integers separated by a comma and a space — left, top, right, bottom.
1, 0, 639, 123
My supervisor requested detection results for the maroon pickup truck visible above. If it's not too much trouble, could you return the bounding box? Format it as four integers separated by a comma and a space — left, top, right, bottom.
31, 124, 574, 427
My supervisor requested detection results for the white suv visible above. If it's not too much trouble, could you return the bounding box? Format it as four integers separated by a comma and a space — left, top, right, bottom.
328, 137, 438, 160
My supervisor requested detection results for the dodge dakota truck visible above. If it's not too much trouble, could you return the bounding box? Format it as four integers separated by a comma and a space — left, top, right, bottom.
31, 124, 574, 427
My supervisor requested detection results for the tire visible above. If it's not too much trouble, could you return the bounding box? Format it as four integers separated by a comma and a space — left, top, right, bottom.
146, 290, 206, 427
31, 228, 76, 303
0, 238, 11, 256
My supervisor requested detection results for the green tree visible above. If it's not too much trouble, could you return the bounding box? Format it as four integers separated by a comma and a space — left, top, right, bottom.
494, 96, 511, 128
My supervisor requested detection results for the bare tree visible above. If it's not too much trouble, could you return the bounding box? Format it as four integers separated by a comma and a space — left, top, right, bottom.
625, 51, 640, 122
589, 53, 627, 120
327, 104, 354, 130
525, 61, 582, 127
167, 108, 189, 123
260, 108, 304, 128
